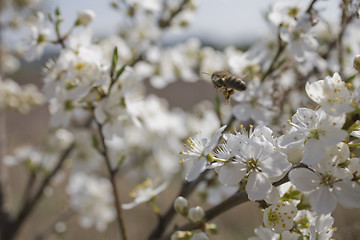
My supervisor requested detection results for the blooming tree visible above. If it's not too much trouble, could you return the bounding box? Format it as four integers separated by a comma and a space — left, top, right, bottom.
1, 0, 360, 240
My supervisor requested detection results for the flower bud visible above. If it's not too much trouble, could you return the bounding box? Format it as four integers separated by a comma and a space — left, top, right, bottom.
77, 9, 95, 26
174, 196, 188, 214
188, 206, 205, 223
354, 55, 360, 73
191, 232, 209, 240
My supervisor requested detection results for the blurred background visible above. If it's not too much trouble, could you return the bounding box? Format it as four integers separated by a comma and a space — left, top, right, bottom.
3, 0, 360, 239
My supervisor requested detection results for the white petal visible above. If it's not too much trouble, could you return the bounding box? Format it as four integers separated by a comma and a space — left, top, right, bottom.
289, 168, 320, 192
302, 139, 325, 165
261, 152, 291, 179
309, 186, 337, 214
264, 185, 280, 204
218, 162, 247, 185
278, 132, 307, 148
246, 172, 272, 201
319, 129, 347, 146
306, 81, 324, 103
186, 157, 206, 182
204, 125, 227, 155
334, 181, 360, 208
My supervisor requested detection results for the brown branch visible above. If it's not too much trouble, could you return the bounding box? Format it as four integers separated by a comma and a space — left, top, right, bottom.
147, 170, 209, 240
158, 0, 190, 28
162, 173, 291, 240
95, 120, 128, 240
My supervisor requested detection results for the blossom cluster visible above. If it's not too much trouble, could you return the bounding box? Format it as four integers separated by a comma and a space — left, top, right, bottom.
1, 0, 360, 239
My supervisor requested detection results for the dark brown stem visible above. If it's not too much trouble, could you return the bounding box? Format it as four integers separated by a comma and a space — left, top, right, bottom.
1, 142, 75, 240
337, 1, 355, 78
158, 0, 190, 28
95, 120, 128, 240
147, 170, 209, 240
34, 209, 74, 240
162, 173, 291, 240
260, 26, 287, 82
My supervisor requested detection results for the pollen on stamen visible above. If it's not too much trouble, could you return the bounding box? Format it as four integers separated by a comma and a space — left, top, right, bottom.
285, 130, 290, 134
287, 120, 291, 124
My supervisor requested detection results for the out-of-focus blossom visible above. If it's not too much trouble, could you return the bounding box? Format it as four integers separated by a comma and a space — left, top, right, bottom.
24, 12, 51, 61
67, 173, 116, 231
232, 79, 274, 125
280, 15, 318, 62
76, 9, 95, 26
0, 78, 44, 113
306, 72, 354, 115
122, 178, 168, 209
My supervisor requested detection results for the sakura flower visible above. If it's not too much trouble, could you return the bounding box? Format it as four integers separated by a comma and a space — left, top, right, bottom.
216, 125, 291, 201
122, 178, 168, 209
180, 125, 227, 182
280, 14, 318, 62
76, 9, 95, 26
289, 144, 360, 214
24, 12, 51, 61
278, 108, 348, 165
263, 202, 298, 234
309, 214, 335, 240
94, 66, 143, 139
306, 72, 354, 115
67, 173, 116, 231
268, 0, 308, 26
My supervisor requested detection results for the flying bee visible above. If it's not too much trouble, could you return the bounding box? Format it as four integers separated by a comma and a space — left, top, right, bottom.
202, 71, 247, 102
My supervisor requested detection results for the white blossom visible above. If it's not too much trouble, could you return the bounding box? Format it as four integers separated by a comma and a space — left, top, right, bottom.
180, 125, 227, 182
67, 173, 116, 231
77, 9, 95, 26
216, 125, 291, 201
289, 143, 360, 214
24, 12, 51, 61
306, 72, 354, 115
263, 202, 298, 234
278, 108, 348, 165
122, 178, 168, 209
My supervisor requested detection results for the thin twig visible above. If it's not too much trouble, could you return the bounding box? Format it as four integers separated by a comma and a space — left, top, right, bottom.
95, 120, 128, 240
147, 170, 209, 240
260, 26, 287, 82
162, 172, 291, 240
34, 209, 74, 240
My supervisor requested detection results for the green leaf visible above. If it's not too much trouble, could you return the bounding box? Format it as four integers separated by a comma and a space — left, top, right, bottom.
110, 47, 118, 79
118, 155, 126, 165
115, 64, 127, 80
92, 134, 99, 149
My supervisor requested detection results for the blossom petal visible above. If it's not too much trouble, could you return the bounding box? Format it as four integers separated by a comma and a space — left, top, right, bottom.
204, 125, 227, 155
334, 181, 360, 208
289, 168, 320, 192
309, 186, 337, 214
277, 132, 307, 148
302, 139, 325, 165
246, 172, 272, 201
186, 157, 206, 182
218, 162, 247, 186
319, 128, 347, 146
261, 152, 291, 179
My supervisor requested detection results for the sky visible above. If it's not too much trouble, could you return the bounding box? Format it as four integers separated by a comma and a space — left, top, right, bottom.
44, 0, 340, 47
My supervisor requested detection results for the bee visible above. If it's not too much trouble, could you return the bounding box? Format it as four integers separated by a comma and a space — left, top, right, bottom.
203, 71, 247, 102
